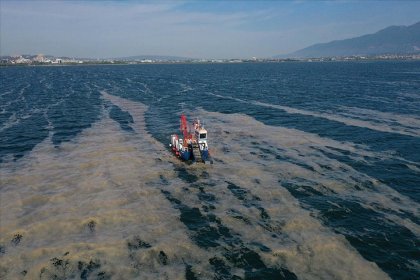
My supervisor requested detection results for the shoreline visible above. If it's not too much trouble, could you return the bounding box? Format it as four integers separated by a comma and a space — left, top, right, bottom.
1, 58, 420, 68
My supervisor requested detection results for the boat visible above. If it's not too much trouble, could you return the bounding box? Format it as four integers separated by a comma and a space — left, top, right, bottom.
170, 114, 212, 164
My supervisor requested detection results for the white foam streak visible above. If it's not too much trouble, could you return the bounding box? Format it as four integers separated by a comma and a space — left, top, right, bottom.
0, 112, 19, 132
339, 106, 420, 130
195, 111, 398, 279
201, 110, 419, 235
0, 93, 213, 279
206, 93, 420, 137
2, 93, 416, 279
181, 110, 392, 279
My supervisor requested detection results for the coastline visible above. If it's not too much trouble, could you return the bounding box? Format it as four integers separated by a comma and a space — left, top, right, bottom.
1, 58, 420, 68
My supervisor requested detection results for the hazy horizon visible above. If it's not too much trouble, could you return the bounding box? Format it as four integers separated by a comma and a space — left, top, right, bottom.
1, 0, 419, 59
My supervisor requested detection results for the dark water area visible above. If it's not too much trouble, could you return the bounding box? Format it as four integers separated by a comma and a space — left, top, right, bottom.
0, 62, 419, 279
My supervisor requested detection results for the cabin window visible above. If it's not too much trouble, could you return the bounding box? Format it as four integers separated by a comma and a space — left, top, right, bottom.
200, 133, 207, 139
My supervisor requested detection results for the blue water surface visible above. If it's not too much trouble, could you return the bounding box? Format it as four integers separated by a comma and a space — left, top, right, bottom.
1, 62, 419, 279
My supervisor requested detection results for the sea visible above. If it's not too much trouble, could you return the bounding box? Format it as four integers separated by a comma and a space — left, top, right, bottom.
0, 62, 419, 280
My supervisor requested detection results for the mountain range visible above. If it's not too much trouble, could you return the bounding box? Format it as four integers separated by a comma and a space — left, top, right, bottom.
281, 21, 420, 58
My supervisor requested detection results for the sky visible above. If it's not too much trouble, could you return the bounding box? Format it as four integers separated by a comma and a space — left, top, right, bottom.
1, 0, 419, 59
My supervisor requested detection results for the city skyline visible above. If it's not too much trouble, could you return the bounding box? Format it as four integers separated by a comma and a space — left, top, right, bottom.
1, 0, 420, 59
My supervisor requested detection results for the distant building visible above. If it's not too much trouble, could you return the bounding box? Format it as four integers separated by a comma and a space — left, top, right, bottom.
15, 56, 31, 64
34, 54, 45, 62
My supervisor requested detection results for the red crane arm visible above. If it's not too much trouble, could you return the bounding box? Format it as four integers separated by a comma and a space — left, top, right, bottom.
180, 114, 189, 139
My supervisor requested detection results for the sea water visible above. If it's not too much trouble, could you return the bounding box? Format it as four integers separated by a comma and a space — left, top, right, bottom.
0, 62, 419, 279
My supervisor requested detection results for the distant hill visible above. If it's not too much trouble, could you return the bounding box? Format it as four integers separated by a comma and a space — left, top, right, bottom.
280, 21, 420, 58
115, 55, 191, 61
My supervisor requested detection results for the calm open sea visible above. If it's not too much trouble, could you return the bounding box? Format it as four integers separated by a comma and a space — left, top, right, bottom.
0, 62, 419, 279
